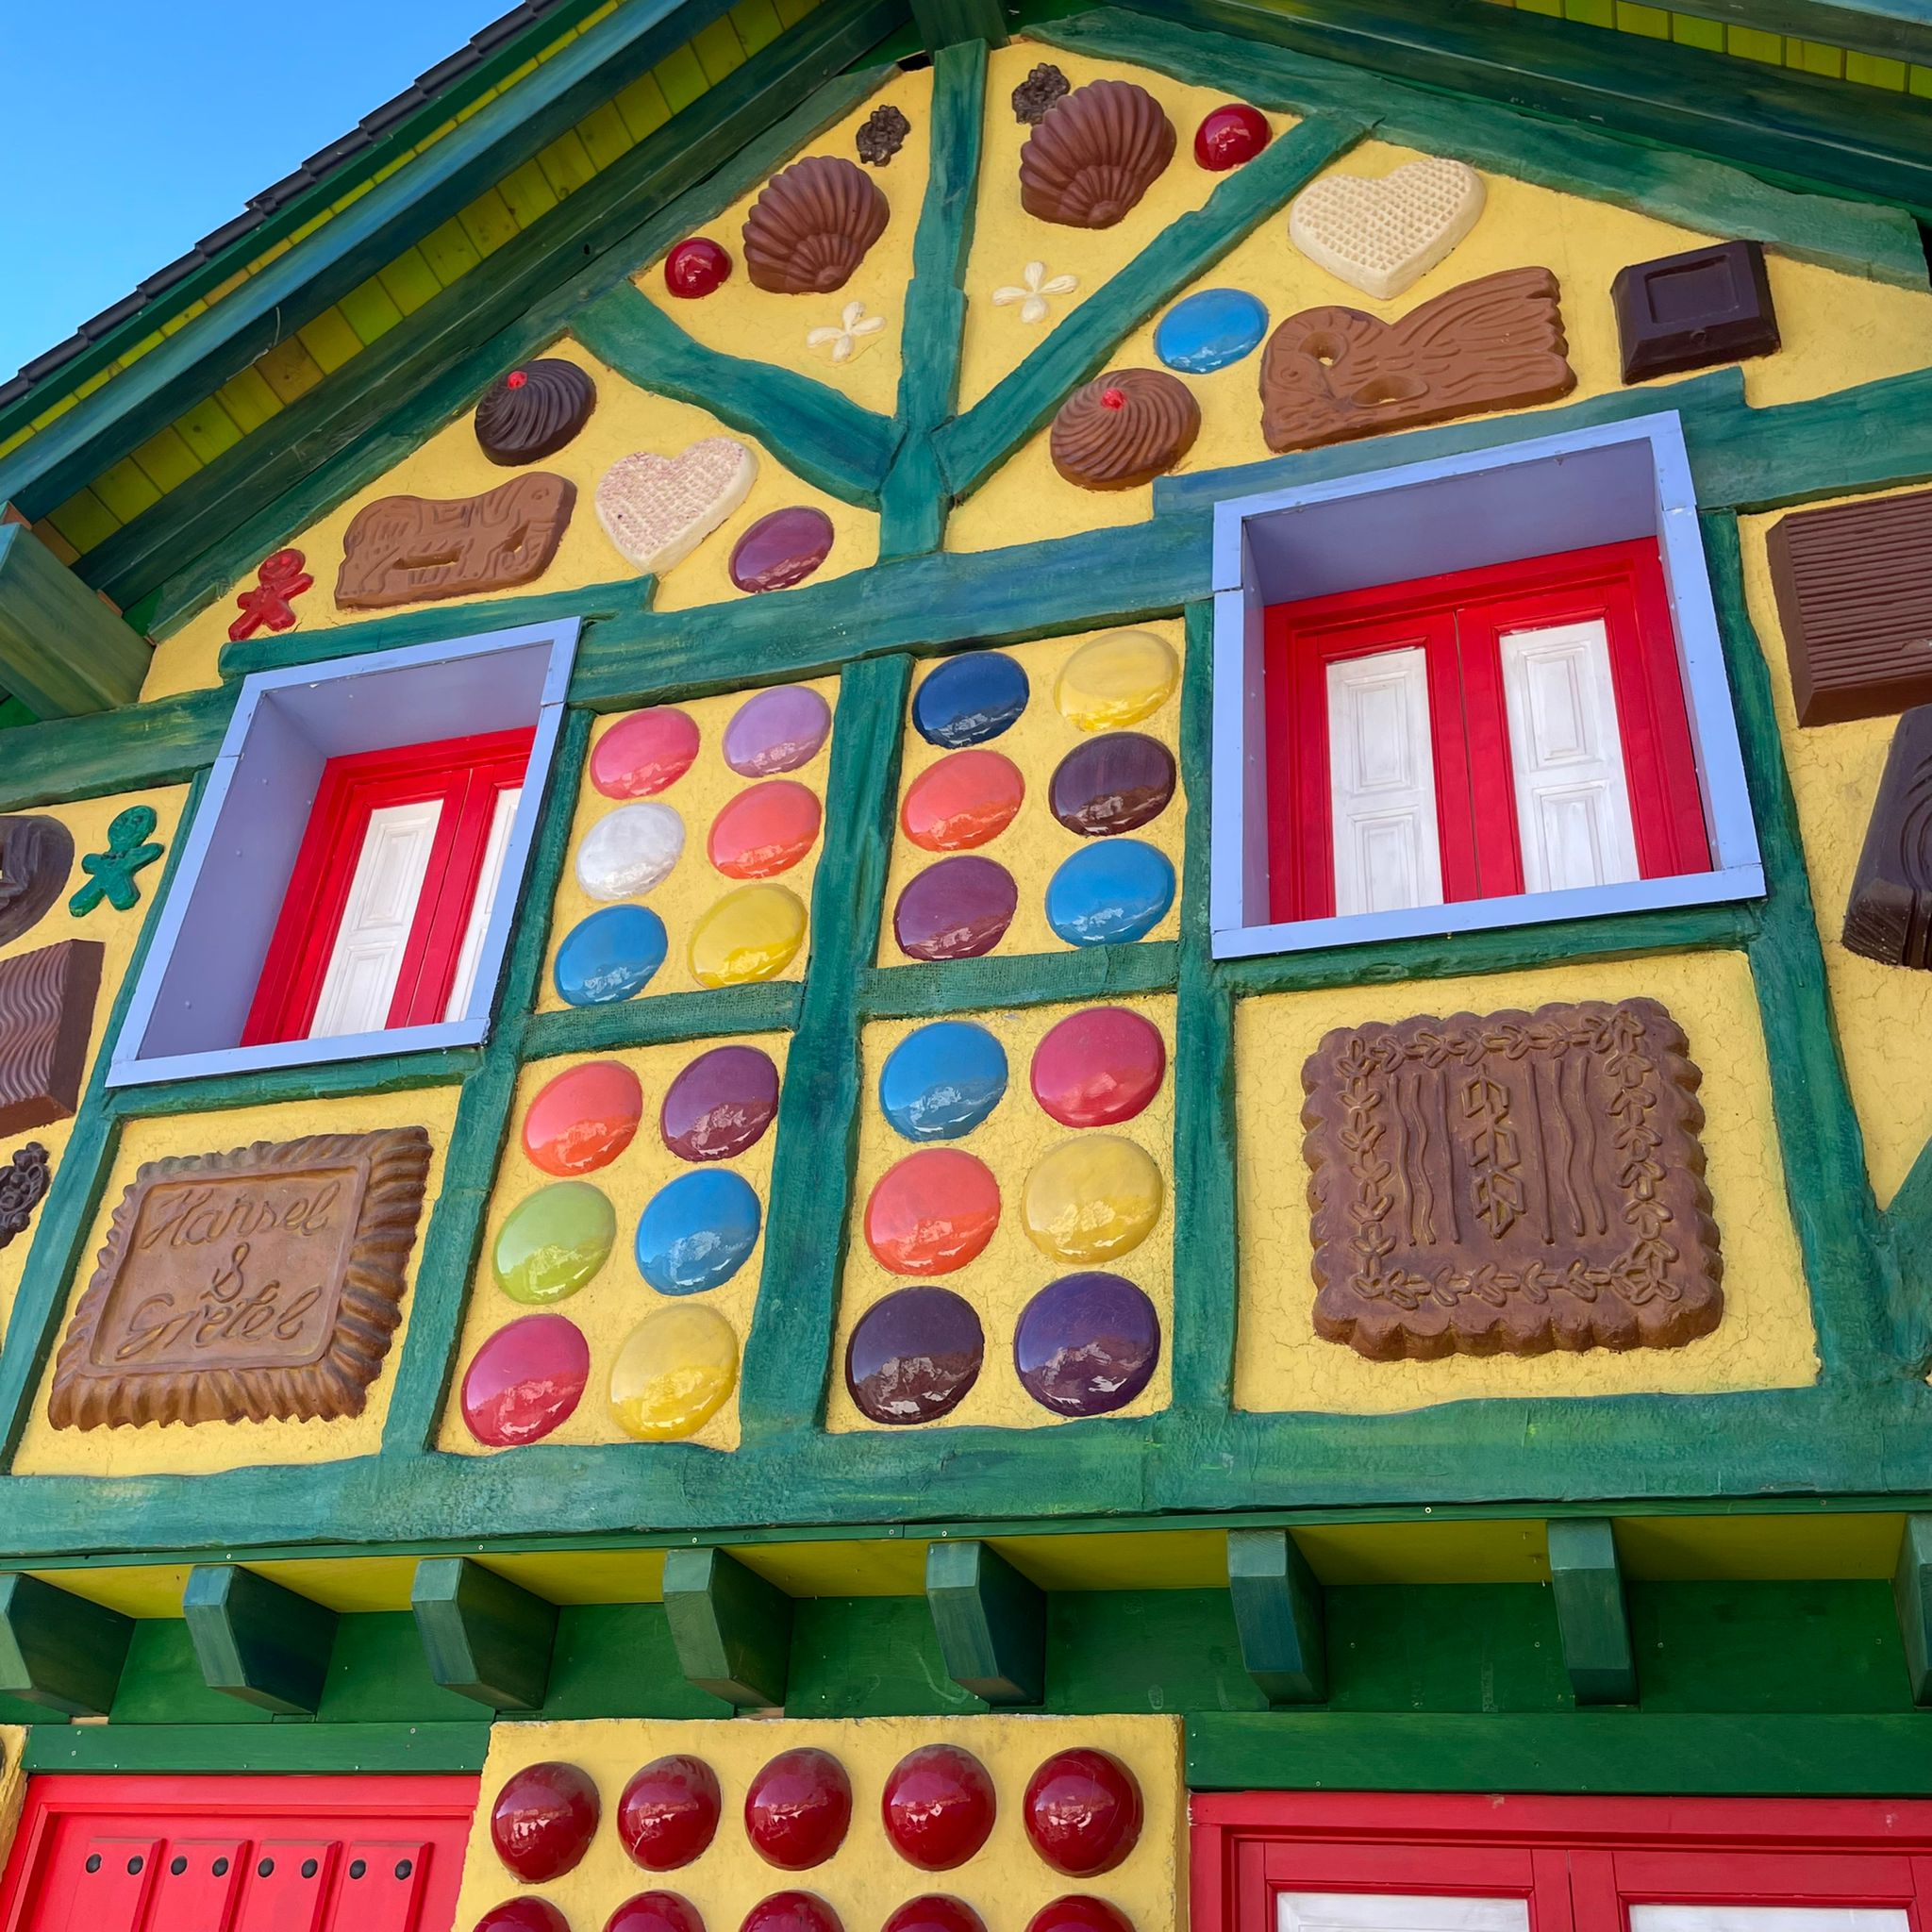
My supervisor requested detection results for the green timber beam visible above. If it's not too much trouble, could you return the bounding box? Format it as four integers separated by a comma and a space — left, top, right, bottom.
910, 0, 1008, 52
1893, 1515, 1932, 1707
0, 1573, 133, 1718
1547, 1517, 1638, 1706
411, 1557, 558, 1712
1226, 1528, 1326, 1706
182, 1564, 340, 1716
925, 1541, 1045, 1706
0, 525, 148, 719
661, 1546, 793, 1708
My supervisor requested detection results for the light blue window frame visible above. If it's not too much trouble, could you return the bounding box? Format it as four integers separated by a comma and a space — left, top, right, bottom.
1208, 411, 1762, 960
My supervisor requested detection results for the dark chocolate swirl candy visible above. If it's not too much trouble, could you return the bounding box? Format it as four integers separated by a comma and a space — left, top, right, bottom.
475, 358, 596, 465
1050, 368, 1200, 491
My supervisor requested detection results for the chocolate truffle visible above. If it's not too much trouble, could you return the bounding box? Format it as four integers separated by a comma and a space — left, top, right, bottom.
475, 358, 596, 465
1050, 368, 1199, 491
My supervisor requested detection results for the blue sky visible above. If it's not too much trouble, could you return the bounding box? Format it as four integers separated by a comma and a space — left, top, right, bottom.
0, 3, 511, 381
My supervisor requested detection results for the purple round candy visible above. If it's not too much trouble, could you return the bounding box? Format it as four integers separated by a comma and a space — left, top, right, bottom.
661, 1044, 781, 1162
730, 507, 835, 593
846, 1288, 984, 1424
724, 686, 833, 777
1013, 1272, 1160, 1417
893, 857, 1018, 961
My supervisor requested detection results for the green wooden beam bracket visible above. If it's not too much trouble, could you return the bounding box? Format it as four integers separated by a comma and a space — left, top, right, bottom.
181, 1564, 340, 1716
0, 1572, 133, 1718
1227, 1527, 1326, 1705
1892, 1514, 1932, 1707
925, 1540, 1045, 1705
0, 525, 149, 719
909, 0, 1008, 52
412, 1557, 558, 1711
661, 1546, 793, 1708
1547, 1517, 1637, 1706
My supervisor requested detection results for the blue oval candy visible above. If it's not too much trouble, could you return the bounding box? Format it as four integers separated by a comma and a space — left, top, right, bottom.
1045, 840, 1176, 946
912, 652, 1029, 749
1154, 288, 1269, 375
636, 1168, 762, 1294
554, 905, 668, 1006
879, 1021, 1008, 1142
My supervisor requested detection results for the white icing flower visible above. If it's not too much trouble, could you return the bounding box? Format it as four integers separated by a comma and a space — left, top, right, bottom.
807, 301, 887, 364
992, 260, 1079, 325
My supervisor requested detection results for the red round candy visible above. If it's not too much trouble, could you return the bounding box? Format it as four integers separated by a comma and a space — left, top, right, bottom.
1027, 1902, 1134, 1932
476, 1902, 571, 1932
1193, 103, 1269, 169
881, 1745, 996, 1870
1029, 1008, 1166, 1128
593, 709, 702, 798
460, 1313, 591, 1448
523, 1059, 645, 1175
741, 1895, 842, 1932
886, 1900, 988, 1932
491, 1760, 601, 1882
709, 780, 824, 878
864, 1150, 1002, 1276
900, 752, 1025, 853
667, 237, 732, 297
619, 1755, 723, 1871
608, 1894, 706, 1932
1022, 1751, 1142, 1876
745, 1748, 853, 1870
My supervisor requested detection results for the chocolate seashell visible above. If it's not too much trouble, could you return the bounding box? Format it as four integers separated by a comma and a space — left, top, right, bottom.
742, 155, 890, 295
1020, 79, 1174, 229
1050, 368, 1199, 491
475, 358, 596, 465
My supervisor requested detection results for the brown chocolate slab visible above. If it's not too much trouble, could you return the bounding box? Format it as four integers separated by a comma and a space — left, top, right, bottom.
1843, 703, 1932, 968
0, 939, 102, 1138
1611, 239, 1779, 385
335, 473, 575, 610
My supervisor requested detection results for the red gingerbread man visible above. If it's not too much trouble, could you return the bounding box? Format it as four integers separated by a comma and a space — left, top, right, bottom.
227, 548, 313, 642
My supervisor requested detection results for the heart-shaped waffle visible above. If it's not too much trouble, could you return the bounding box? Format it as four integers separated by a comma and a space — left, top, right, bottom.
594, 437, 758, 573
1288, 157, 1485, 301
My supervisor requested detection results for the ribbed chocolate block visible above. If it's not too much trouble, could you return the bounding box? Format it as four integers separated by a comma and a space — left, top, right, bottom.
1844, 704, 1932, 969
0, 939, 102, 1137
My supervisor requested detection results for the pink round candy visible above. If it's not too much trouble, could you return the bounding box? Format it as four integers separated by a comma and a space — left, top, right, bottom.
593, 709, 702, 798
461, 1316, 591, 1447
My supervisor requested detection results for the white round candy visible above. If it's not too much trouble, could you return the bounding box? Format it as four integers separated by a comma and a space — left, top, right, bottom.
575, 801, 686, 900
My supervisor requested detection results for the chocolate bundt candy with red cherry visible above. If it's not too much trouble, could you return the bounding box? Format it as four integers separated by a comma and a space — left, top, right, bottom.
1049, 368, 1200, 491
475, 358, 597, 465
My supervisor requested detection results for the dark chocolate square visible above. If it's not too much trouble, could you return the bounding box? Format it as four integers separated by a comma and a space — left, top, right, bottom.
1611, 239, 1779, 384
1844, 704, 1932, 967
0, 939, 103, 1136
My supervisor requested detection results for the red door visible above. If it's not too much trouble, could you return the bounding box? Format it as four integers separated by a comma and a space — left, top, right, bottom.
0, 1774, 477, 1932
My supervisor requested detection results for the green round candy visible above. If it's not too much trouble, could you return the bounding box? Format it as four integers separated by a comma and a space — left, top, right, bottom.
492, 1180, 616, 1305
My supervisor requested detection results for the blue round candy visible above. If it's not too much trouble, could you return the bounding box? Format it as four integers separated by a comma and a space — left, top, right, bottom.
1045, 840, 1176, 946
912, 652, 1029, 749
635, 1168, 762, 1294
879, 1021, 1008, 1142
1154, 287, 1269, 375
554, 905, 668, 1006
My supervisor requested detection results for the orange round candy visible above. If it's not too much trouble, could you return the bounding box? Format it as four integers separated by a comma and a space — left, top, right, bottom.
864, 1149, 1002, 1275
708, 781, 824, 879
901, 751, 1025, 853
522, 1059, 645, 1175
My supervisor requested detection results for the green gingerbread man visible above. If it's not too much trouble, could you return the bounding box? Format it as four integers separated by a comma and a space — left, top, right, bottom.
69, 806, 164, 916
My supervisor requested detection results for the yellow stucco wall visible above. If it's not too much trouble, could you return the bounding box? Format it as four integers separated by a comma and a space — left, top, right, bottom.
0, 1724, 25, 1877
1234, 950, 1817, 1413
456, 1714, 1183, 1932
13, 1084, 458, 1475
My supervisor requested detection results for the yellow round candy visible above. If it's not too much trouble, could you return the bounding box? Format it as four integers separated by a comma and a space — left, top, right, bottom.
608, 1304, 741, 1441
1055, 629, 1179, 732
688, 884, 807, 988
1021, 1134, 1165, 1264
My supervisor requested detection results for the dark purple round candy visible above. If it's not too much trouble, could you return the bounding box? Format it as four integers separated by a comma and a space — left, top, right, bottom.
730, 508, 835, 593
475, 358, 596, 465
892, 857, 1017, 961
1047, 733, 1176, 837
846, 1288, 984, 1424
1014, 1273, 1160, 1417
660, 1045, 780, 1162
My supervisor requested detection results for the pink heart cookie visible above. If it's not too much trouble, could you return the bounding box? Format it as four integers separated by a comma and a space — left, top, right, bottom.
594, 437, 758, 573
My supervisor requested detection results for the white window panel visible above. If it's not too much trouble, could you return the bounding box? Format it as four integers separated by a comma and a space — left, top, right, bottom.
308, 799, 444, 1040
1630, 1912, 1910, 1932
1500, 617, 1641, 895
1325, 645, 1445, 917
443, 786, 523, 1023
1280, 1894, 1531, 1932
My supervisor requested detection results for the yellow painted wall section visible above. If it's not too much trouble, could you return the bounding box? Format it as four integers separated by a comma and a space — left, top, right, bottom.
13, 1084, 458, 1476
833, 995, 1175, 1432
0, 1725, 25, 1875
1233, 950, 1817, 1413
455, 1714, 1184, 1932
0, 787, 187, 1342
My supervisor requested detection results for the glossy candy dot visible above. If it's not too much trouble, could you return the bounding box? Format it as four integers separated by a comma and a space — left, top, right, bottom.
724, 686, 833, 776
635, 1169, 762, 1295
666, 236, 732, 297
619, 1755, 723, 1870
1027, 1901, 1134, 1932
1031, 1008, 1166, 1128
709, 781, 824, 878
577, 802, 686, 900
912, 653, 1030, 749
1023, 1750, 1143, 1874
523, 1060, 644, 1175
730, 508, 835, 593
746, 1750, 852, 1870
555, 905, 668, 1006
609, 1304, 740, 1440
741, 1896, 842, 1932
493, 1182, 616, 1305
689, 885, 807, 987
1055, 630, 1179, 731
865, 1149, 1001, 1275
882, 1745, 996, 1869
1023, 1135, 1164, 1264
878, 1021, 1008, 1141
1154, 286, 1270, 375
901, 751, 1025, 852
1193, 102, 1270, 169
1014, 1275, 1161, 1418
1048, 734, 1176, 837
845, 1287, 985, 1424
1045, 841, 1175, 946
608, 1895, 706, 1932
461, 1314, 591, 1447
893, 857, 1017, 961
491, 1761, 601, 1882
661, 1045, 780, 1161
592, 708, 701, 797
887, 1901, 986, 1932
476, 1902, 571, 1932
